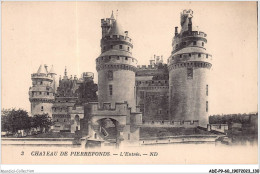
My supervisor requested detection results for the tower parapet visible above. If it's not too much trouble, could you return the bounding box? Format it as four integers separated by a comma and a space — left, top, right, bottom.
168, 10, 212, 127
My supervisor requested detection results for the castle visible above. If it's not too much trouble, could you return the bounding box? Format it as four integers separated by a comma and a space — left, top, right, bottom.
29, 9, 212, 145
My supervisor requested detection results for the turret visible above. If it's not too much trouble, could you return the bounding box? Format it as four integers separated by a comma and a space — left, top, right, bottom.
96, 11, 137, 111
168, 10, 212, 127
29, 64, 55, 117
48, 65, 57, 93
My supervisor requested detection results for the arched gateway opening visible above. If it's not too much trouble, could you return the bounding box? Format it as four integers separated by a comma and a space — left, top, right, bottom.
94, 118, 123, 144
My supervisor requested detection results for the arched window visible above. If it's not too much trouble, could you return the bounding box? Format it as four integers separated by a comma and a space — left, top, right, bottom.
41, 106, 44, 111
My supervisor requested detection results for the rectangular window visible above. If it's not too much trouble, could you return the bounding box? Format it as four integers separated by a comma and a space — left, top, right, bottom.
198, 53, 201, 57
41, 106, 44, 111
119, 45, 123, 49
206, 54, 208, 58
108, 70, 113, 80
202, 42, 204, 47
193, 41, 196, 45
47, 92, 49, 95
110, 45, 113, 49
206, 101, 208, 112
206, 85, 208, 96
187, 68, 193, 79
180, 54, 182, 58
109, 85, 113, 96
127, 47, 130, 51
128, 134, 130, 140
189, 53, 191, 57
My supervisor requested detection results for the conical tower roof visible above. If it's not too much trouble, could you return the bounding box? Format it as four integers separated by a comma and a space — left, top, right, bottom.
49, 65, 56, 74
37, 64, 47, 74
108, 20, 125, 36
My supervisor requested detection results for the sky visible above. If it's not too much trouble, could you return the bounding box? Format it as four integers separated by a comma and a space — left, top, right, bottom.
1, 1, 258, 115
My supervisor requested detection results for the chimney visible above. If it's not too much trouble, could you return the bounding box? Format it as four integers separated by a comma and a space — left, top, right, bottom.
175, 27, 178, 36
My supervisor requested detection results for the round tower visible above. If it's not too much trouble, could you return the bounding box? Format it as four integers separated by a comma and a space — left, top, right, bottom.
29, 64, 55, 116
168, 9, 212, 127
48, 65, 57, 93
96, 12, 137, 111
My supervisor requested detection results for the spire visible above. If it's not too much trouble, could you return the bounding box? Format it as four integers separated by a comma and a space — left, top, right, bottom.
37, 64, 47, 74
64, 67, 67, 76
110, 10, 115, 20
48, 65, 56, 75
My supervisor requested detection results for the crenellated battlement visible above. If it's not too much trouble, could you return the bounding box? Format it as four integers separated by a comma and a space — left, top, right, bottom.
96, 55, 137, 72
168, 52, 212, 66
102, 35, 132, 43
136, 65, 157, 70
141, 120, 199, 128
181, 31, 207, 38
89, 101, 135, 113
31, 73, 53, 81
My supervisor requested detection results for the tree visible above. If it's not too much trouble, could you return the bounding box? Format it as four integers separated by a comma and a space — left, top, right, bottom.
32, 114, 53, 133
1, 108, 31, 133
